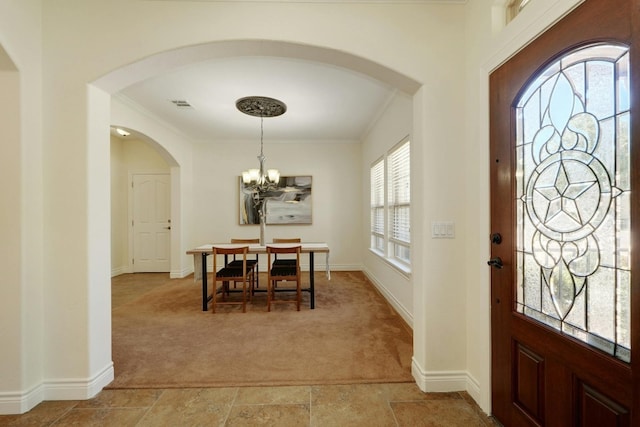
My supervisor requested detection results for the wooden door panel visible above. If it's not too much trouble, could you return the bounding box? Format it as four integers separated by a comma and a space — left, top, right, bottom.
512, 315, 632, 407
514, 343, 545, 424
577, 382, 629, 427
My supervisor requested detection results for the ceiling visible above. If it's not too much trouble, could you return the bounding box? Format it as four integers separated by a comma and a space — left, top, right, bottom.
116, 55, 400, 143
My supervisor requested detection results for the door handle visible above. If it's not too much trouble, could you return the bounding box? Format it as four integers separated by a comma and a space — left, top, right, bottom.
487, 257, 503, 269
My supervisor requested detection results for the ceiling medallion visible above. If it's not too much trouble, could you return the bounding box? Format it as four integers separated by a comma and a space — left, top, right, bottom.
236, 96, 287, 118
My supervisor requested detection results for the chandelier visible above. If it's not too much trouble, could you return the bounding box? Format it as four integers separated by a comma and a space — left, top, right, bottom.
237, 96, 287, 193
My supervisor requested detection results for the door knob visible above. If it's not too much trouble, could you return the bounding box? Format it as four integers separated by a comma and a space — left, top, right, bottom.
487, 257, 503, 269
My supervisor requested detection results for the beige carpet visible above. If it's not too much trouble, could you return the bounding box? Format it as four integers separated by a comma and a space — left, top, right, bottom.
109, 271, 413, 389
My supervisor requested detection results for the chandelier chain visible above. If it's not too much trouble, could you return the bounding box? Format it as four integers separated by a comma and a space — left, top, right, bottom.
260, 116, 264, 157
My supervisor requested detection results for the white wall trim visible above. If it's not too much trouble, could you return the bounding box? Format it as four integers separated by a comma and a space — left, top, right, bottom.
485, 0, 584, 73
362, 267, 413, 327
43, 362, 114, 401
0, 363, 114, 415
411, 359, 484, 413
411, 359, 468, 392
0, 383, 44, 415
170, 266, 193, 279
465, 372, 482, 408
111, 265, 131, 277
321, 263, 362, 272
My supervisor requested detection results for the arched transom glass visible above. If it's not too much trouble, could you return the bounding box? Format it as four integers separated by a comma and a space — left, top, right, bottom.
515, 43, 631, 362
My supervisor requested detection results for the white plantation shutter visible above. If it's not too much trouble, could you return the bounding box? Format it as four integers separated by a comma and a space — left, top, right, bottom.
388, 141, 410, 244
369, 138, 411, 269
370, 159, 385, 250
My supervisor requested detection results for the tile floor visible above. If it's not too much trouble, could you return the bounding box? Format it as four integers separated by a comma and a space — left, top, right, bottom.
0, 383, 499, 426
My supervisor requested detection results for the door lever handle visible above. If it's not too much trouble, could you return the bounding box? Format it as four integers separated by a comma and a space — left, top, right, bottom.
487, 257, 503, 269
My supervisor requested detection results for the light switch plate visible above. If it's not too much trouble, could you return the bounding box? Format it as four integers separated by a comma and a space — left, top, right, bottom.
431, 221, 455, 239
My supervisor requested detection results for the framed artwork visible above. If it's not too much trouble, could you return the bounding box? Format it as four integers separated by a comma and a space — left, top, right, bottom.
239, 175, 312, 225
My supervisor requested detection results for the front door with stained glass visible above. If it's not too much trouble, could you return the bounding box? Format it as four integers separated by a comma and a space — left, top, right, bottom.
516, 44, 630, 363
489, 0, 638, 425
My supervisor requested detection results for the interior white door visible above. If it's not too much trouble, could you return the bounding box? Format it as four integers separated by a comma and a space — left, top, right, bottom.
132, 174, 170, 272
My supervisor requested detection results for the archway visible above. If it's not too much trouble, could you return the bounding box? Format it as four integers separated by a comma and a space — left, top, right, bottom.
0, 41, 31, 402
91, 38, 422, 392
95, 38, 422, 279
109, 127, 179, 276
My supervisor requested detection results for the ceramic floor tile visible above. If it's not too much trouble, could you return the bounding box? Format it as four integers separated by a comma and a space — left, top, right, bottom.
226, 404, 310, 426
310, 384, 397, 427
2, 385, 499, 426
234, 386, 311, 405
391, 399, 486, 427
383, 382, 462, 402
0, 401, 79, 426
310, 383, 387, 405
136, 388, 237, 427
52, 407, 148, 426
74, 389, 163, 409
459, 392, 502, 426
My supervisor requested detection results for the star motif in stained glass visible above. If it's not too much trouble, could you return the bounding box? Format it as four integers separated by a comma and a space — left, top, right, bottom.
533, 161, 597, 229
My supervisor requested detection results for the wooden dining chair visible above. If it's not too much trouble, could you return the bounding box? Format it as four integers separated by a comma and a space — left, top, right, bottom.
271, 238, 301, 267
266, 245, 302, 311
211, 245, 253, 313
229, 238, 260, 290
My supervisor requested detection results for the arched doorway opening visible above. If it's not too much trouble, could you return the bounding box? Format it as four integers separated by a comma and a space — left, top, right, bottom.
92, 38, 422, 391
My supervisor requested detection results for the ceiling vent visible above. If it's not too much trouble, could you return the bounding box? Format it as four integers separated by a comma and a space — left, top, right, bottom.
170, 99, 193, 108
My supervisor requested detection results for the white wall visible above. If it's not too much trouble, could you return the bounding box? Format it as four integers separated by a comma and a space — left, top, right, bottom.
110, 137, 127, 275
191, 139, 362, 271
362, 92, 413, 324
0, 55, 23, 392
461, 0, 586, 412
0, 0, 44, 413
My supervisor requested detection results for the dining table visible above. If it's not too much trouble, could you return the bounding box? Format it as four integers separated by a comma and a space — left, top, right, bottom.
186, 242, 330, 311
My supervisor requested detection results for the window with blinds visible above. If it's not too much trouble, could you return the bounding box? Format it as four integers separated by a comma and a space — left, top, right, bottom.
370, 159, 385, 252
369, 138, 411, 271
388, 140, 410, 264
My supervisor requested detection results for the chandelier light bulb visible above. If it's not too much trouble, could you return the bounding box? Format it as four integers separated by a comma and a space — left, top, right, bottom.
267, 169, 280, 184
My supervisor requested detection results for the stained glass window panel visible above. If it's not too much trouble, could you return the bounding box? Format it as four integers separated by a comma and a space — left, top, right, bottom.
515, 43, 631, 362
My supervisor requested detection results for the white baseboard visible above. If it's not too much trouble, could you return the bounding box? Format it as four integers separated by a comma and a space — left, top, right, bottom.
412, 359, 469, 392
465, 372, 482, 407
111, 265, 131, 277
362, 268, 413, 327
0, 363, 114, 415
411, 359, 485, 414
326, 263, 362, 271
0, 383, 44, 415
170, 266, 192, 278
